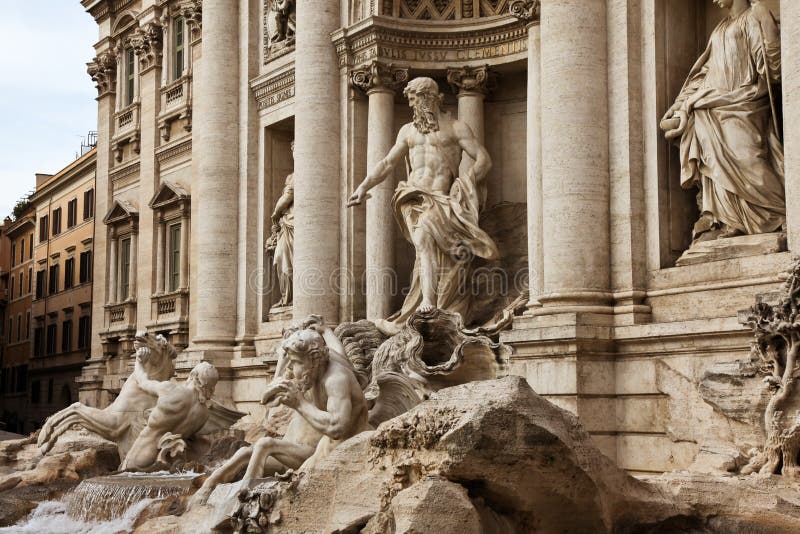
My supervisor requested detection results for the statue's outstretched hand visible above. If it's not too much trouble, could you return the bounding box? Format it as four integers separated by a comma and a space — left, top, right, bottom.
346, 186, 369, 207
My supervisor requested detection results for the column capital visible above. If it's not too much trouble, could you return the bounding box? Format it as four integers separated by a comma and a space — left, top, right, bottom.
179, 0, 203, 42
509, 0, 541, 25
350, 61, 410, 95
87, 49, 117, 98
130, 20, 164, 73
446, 65, 496, 97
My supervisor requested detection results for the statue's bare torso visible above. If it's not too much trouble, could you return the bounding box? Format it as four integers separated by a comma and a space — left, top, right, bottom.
401, 119, 462, 194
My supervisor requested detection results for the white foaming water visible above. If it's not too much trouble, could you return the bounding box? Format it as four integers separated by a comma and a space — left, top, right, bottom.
1, 497, 158, 534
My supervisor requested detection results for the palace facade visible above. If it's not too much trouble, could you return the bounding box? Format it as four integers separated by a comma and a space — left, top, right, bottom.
79, 0, 798, 474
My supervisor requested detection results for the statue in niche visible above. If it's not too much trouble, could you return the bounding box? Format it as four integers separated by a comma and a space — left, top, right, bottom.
121, 361, 219, 471
189, 323, 369, 506
265, 0, 295, 53
265, 141, 294, 308
347, 77, 499, 335
660, 0, 784, 247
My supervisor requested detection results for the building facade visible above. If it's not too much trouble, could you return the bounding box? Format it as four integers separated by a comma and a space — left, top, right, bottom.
0, 210, 35, 434
79, 0, 799, 473
28, 150, 97, 429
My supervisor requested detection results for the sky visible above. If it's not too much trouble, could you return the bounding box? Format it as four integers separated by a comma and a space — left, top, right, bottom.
0, 1, 98, 220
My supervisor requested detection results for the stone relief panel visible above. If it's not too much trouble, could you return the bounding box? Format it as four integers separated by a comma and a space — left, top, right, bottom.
263, 0, 295, 63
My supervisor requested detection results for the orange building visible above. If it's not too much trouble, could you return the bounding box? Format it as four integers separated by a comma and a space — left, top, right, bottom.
27, 149, 97, 429
0, 209, 35, 434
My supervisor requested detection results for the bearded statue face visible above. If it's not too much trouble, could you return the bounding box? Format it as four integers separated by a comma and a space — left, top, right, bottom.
285, 351, 316, 392
406, 89, 441, 135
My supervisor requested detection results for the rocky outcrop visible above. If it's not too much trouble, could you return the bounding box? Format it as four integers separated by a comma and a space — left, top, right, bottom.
226, 377, 680, 533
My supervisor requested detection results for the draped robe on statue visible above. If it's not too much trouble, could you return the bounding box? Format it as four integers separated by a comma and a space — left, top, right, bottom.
273, 174, 294, 302
673, 7, 784, 238
385, 140, 499, 328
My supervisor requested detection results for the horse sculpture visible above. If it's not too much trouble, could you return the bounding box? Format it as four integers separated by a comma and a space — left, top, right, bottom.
37, 331, 178, 457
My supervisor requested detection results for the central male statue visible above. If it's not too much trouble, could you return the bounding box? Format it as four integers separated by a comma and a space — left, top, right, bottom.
347, 77, 498, 332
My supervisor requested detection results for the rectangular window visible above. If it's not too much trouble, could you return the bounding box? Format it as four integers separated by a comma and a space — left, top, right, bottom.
49, 264, 59, 295
34, 327, 44, 357
7, 318, 12, 344
19, 239, 24, 264
39, 215, 48, 242
29, 235, 33, 259
78, 316, 91, 350
79, 251, 93, 284
46, 323, 57, 355
174, 17, 185, 81
10, 243, 15, 267
18, 272, 22, 298
25, 312, 30, 340
31, 380, 40, 404
169, 224, 181, 292
16, 314, 21, 342
83, 189, 94, 220
16, 365, 26, 393
36, 269, 45, 299
62, 320, 72, 353
47, 379, 53, 404
52, 208, 62, 236
126, 47, 135, 106
64, 258, 75, 290
9, 277, 14, 301
67, 199, 78, 228
27, 267, 32, 294
120, 238, 131, 300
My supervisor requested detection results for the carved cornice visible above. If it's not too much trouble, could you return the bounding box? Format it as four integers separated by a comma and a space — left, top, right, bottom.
156, 139, 193, 165
130, 21, 164, 72
179, 0, 203, 42
333, 16, 528, 70
109, 160, 140, 184
508, 0, 540, 25
251, 68, 296, 111
87, 49, 118, 97
446, 65, 496, 95
82, 0, 135, 23
350, 60, 409, 94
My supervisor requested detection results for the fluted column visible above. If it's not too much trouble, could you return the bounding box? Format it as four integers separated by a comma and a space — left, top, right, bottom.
783, 0, 800, 251
537, 0, 611, 313
155, 217, 166, 294
108, 229, 118, 304
293, 0, 341, 322
191, 0, 239, 348
510, 1, 543, 310
180, 209, 190, 290
447, 66, 492, 181
351, 61, 409, 320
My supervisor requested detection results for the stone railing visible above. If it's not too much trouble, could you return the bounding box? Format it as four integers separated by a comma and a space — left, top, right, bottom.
115, 102, 140, 135
158, 75, 192, 141
151, 290, 189, 324
104, 301, 137, 334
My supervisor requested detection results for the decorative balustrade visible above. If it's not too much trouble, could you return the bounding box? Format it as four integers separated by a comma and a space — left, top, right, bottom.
114, 103, 140, 134
151, 290, 189, 326
158, 75, 192, 141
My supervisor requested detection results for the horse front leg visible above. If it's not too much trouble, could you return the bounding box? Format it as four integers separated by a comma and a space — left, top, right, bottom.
41, 406, 121, 454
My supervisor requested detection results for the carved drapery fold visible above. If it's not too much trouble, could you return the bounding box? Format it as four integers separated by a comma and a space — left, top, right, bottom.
130, 21, 164, 72
87, 49, 118, 97
508, 0, 540, 24
350, 60, 410, 94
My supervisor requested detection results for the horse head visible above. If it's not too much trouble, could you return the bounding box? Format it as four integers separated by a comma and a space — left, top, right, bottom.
133, 331, 178, 382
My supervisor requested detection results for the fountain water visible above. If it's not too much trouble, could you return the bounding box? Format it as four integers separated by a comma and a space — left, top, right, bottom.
1, 471, 201, 533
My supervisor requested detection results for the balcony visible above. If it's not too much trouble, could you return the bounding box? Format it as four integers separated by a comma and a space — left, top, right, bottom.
102, 300, 137, 338
149, 290, 189, 349
158, 75, 192, 142
112, 102, 141, 163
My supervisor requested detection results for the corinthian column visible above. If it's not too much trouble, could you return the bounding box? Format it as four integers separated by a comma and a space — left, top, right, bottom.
510, 0, 543, 310
191, 0, 240, 349
536, 0, 611, 313
447, 66, 492, 180
351, 61, 409, 320
293, 0, 342, 322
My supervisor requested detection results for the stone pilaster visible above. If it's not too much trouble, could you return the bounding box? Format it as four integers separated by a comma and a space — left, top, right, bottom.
190, 0, 240, 352
351, 61, 409, 320
108, 229, 118, 304
180, 208, 190, 290
510, 2, 543, 309
783, 0, 800, 252
293, 0, 342, 323
128, 225, 138, 300
156, 217, 166, 294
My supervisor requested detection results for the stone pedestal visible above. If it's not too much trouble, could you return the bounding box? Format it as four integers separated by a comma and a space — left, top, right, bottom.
676, 233, 787, 267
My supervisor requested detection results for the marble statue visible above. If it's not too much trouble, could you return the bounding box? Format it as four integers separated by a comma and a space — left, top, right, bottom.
190, 325, 369, 505
120, 362, 219, 471
37, 332, 178, 456
265, 0, 295, 52
660, 0, 784, 245
347, 77, 499, 334
742, 257, 800, 479
265, 142, 295, 308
